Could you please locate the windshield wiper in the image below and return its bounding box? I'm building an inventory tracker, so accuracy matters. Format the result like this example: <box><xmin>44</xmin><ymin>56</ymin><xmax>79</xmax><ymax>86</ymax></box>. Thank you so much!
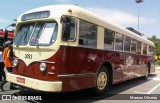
<box><xmin>35</xmin><ymin>24</ymin><xmax>44</xmax><ymax>42</ymax></box>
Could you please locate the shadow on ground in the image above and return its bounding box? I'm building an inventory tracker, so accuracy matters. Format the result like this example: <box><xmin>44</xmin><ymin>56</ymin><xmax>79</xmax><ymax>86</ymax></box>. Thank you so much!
<box><xmin>12</xmin><ymin>76</ymin><xmax>155</xmax><ymax>103</ymax></box>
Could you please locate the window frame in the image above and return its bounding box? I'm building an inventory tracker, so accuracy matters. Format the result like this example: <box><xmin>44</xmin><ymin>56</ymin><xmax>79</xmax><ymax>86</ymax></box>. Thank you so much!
<box><xmin>131</xmin><ymin>39</ymin><xmax>137</xmax><ymax>54</ymax></box>
<box><xmin>104</xmin><ymin>28</ymin><xmax>115</xmax><ymax>50</ymax></box>
<box><xmin>61</xmin><ymin>16</ymin><xmax>77</xmax><ymax>42</ymax></box>
<box><xmin>124</xmin><ymin>36</ymin><xmax>131</xmax><ymax>52</ymax></box>
<box><xmin>29</xmin><ymin>22</ymin><xmax>58</xmax><ymax>46</ymax></box>
<box><xmin>137</xmin><ymin>41</ymin><xmax>142</xmax><ymax>55</ymax></box>
<box><xmin>14</xmin><ymin>21</ymin><xmax>59</xmax><ymax>47</ymax></box>
<box><xmin>143</xmin><ymin>43</ymin><xmax>147</xmax><ymax>55</ymax></box>
<box><xmin>14</xmin><ymin>23</ymin><xmax>35</xmax><ymax>46</ymax></box>
<box><xmin>79</xmin><ymin>19</ymin><xmax>98</xmax><ymax>48</ymax></box>
<box><xmin>115</xmin><ymin>32</ymin><xmax>124</xmax><ymax>51</ymax></box>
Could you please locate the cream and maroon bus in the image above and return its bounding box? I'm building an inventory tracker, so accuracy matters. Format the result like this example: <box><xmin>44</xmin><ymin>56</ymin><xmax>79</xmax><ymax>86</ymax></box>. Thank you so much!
<box><xmin>7</xmin><ymin>5</ymin><xmax>155</xmax><ymax>95</ymax></box>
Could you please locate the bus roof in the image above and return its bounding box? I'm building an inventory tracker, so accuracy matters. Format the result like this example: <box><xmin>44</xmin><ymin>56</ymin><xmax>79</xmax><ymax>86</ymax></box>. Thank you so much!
<box><xmin>17</xmin><ymin>5</ymin><xmax>154</xmax><ymax>47</ymax></box>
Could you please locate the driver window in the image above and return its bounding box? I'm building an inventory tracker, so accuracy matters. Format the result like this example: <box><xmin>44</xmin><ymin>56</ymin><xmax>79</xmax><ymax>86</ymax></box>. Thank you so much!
<box><xmin>62</xmin><ymin>17</ymin><xmax>76</xmax><ymax>41</ymax></box>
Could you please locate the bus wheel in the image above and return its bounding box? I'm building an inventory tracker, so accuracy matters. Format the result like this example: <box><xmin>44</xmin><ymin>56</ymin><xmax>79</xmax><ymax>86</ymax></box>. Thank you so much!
<box><xmin>143</xmin><ymin>65</ymin><xmax>149</xmax><ymax>79</ymax></box>
<box><xmin>93</xmin><ymin>66</ymin><xmax>109</xmax><ymax>95</ymax></box>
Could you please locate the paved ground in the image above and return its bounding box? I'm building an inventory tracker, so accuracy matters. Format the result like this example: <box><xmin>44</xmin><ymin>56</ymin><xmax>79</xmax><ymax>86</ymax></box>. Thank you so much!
<box><xmin>0</xmin><ymin>69</ymin><xmax>160</xmax><ymax>103</ymax></box>
<box><xmin>155</xmin><ymin>66</ymin><xmax>160</xmax><ymax>70</ymax></box>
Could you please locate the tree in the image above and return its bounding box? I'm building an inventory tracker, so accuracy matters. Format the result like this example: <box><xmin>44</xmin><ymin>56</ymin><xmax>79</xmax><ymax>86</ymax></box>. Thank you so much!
<box><xmin>148</xmin><ymin>35</ymin><xmax>160</xmax><ymax>55</ymax></box>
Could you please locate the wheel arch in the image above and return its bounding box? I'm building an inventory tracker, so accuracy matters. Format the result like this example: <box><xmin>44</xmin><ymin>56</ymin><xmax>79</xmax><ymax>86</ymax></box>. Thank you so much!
<box><xmin>97</xmin><ymin>60</ymin><xmax>113</xmax><ymax>85</ymax></box>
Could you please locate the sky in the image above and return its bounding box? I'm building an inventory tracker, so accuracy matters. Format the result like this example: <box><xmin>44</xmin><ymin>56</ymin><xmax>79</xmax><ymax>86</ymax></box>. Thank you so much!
<box><xmin>0</xmin><ymin>0</ymin><xmax>159</xmax><ymax>38</ymax></box>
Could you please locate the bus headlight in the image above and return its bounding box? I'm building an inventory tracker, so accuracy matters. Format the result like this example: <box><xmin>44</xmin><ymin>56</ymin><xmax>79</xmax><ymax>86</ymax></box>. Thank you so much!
<box><xmin>40</xmin><ymin>63</ymin><xmax>46</xmax><ymax>72</ymax></box>
<box><xmin>13</xmin><ymin>59</ymin><xmax>18</xmax><ymax>67</ymax></box>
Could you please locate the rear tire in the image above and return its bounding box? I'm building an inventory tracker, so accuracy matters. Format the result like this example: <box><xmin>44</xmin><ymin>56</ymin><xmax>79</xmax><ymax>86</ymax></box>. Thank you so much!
<box><xmin>143</xmin><ymin>65</ymin><xmax>149</xmax><ymax>79</ymax></box>
<box><xmin>93</xmin><ymin>66</ymin><xmax>110</xmax><ymax>95</ymax></box>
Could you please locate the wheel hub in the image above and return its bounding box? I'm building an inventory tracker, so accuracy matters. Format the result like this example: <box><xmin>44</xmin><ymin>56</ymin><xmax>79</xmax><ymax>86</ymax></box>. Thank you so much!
<box><xmin>97</xmin><ymin>72</ymin><xmax>107</xmax><ymax>90</ymax></box>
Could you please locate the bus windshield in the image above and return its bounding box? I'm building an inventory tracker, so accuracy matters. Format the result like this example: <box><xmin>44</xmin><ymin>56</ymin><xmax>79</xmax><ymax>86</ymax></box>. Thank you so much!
<box><xmin>14</xmin><ymin>22</ymin><xmax>58</xmax><ymax>46</ymax></box>
<box><xmin>14</xmin><ymin>24</ymin><xmax>34</xmax><ymax>46</ymax></box>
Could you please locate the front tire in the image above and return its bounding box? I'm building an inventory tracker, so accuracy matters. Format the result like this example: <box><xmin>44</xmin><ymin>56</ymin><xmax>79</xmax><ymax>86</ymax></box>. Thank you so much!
<box><xmin>93</xmin><ymin>66</ymin><xmax>110</xmax><ymax>95</ymax></box>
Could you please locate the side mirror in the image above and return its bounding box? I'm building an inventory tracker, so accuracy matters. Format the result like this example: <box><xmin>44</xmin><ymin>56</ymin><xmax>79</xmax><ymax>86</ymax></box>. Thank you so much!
<box><xmin>4</xmin><ymin>30</ymin><xmax>8</xmax><ymax>42</ymax></box>
<box><xmin>4</xmin><ymin>23</ymin><xmax>16</xmax><ymax>43</ymax></box>
<box><xmin>10</xmin><ymin>23</ymin><xmax>16</xmax><ymax>27</ymax></box>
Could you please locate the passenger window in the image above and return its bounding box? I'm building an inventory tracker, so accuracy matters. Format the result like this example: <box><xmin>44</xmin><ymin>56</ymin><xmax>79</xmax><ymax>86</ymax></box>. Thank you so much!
<box><xmin>137</xmin><ymin>41</ymin><xmax>141</xmax><ymax>54</ymax></box>
<box><xmin>143</xmin><ymin>43</ymin><xmax>147</xmax><ymax>55</ymax></box>
<box><xmin>148</xmin><ymin>46</ymin><xmax>154</xmax><ymax>56</ymax></box>
<box><xmin>115</xmin><ymin>33</ymin><xmax>123</xmax><ymax>51</ymax></box>
<box><xmin>151</xmin><ymin>46</ymin><xmax>155</xmax><ymax>55</ymax></box>
<box><xmin>104</xmin><ymin>29</ymin><xmax>115</xmax><ymax>50</ymax></box>
<box><xmin>79</xmin><ymin>20</ymin><xmax>97</xmax><ymax>48</ymax></box>
<box><xmin>124</xmin><ymin>36</ymin><xmax>131</xmax><ymax>52</ymax></box>
<box><xmin>131</xmin><ymin>39</ymin><xmax>137</xmax><ymax>54</ymax></box>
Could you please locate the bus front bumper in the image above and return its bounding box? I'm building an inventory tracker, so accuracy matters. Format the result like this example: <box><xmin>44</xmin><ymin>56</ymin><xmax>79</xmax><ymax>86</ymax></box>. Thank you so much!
<box><xmin>7</xmin><ymin>73</ymin><xmax>62</xmax><ymax>92</ymax></box>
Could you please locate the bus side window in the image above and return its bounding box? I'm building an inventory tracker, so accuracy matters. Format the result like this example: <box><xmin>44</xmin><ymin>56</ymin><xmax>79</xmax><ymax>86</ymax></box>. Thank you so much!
<box><xmin>137</xmin><ymin>41</ymin><xmax>141</xmax><ymax>54</ymax></box>
<box><xmin>131</xmin><ymin>39</ymin><xmax>137</xmax><ymax>54</ymax></box>
<box><xmin>79</xmin><ymin>20</ymin><xmax>97</xmax><ymax>48</ymax></box>
<box><xmin>62</xmin><ymin>17</ymin><xmax>76</xmax><ymax>41</ymax></box>
<box><xmin>115</xmin><ymin>33</ymin><xmax>123</xmax><ymax>51</ymax></box>
<box><xmin>104</xmin><ymin>28</ymin><xmax>115</xmax><ymax>50</ymax></box>
<box><xmin>151</xmin><ymin>46</ymin><xmax>155</xmax><ymax>55</ymax></box>
<box><xmin>124</xmin><ymin>36</ymin><xmax>131</xmax><ymax>52</ymax></box>
<box><xmin>143</xmin><ymin>43</ymin><xmax>147</xmax><ymax>55</ymax></box>
<box><xmin>148</xmin><ymin>45</ymin><xmax>154</xmax><ymax>56</ymax></box>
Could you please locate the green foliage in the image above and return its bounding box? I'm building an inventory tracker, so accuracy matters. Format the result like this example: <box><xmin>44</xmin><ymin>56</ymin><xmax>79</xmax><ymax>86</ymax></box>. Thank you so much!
<box><xmin>156</xmin><ymin>60</ymin><xmax>160</xmax><ymax>65</ymax></box>
<box><xmin>148</xmin><ymin>35</ymin><xmax>160</xmax><ymax>55</ymax></box>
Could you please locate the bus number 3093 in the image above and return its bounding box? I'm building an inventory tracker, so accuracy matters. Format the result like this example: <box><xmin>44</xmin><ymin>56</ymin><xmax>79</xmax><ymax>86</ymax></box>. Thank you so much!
<box><xmin>25</xmin><ymin>54</ymin><xmax>32</xmax><ymax>59</ymax></box>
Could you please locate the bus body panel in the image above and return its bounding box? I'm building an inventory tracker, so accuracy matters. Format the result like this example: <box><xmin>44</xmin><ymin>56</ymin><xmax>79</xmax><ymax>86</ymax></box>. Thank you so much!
<box><xmin>11</xmin><ymin>39</ymin><xmax>154</xmax><ymax>91</ymax></box>
<box><xmin>57</xmin><ymin>45</ymin><xmax>151</xmax><ymax>91</ymax></box>
<box><xmin>11</xmin><ymin>45</ymin><xmax>153</xmax><ymax>92</ymax></box>
<box><xmin>13</xmin><ymin>48</ymin><xmax>61</xmax><ymax>81</ymax></box>
<box><xmin>7</xmin><ymin>73</ymin><xmax>62</xmax><ymax>92</ymax></box>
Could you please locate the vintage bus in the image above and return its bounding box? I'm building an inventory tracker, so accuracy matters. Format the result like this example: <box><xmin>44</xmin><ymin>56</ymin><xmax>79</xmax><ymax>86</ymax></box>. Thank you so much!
<box><xmin>7</xmin><ymin>5</ymin><xmax>155</xmax><ymax>95</ymax></box>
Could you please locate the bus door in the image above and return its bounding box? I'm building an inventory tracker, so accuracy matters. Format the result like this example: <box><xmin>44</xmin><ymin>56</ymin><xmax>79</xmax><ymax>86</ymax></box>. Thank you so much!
<box><xmin>60</xmin><ymin>16</ymin><xmax>78</xmax><ymax>74</ymax></box>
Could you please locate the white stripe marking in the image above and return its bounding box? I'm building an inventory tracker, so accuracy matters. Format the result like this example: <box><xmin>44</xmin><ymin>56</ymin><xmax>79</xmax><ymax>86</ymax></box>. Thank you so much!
<box><xmin>148</xmin><ymin>77</ymin><xmax>160</xmax><ymax>81</ymax></box>
<box><xmin>147</xmin><ymin>83</ymin><xmax>160</xmax><ymax>94</ymax></box>
<box><xmin>134</xmin><ymin>91</ymin><xmax>145</xmax><ymax>94</ymax></box>
<box><xmin>134</xmin><ymin>83</ymin><xmax>160</xmax><ymax>94</ymax></box>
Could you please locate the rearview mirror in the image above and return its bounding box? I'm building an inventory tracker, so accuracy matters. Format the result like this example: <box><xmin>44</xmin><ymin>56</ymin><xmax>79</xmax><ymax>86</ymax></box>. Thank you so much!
<box><xmin>10</xmin><ymin>23</ymin><xmax>16</xmax><ymax>27</ymax></box>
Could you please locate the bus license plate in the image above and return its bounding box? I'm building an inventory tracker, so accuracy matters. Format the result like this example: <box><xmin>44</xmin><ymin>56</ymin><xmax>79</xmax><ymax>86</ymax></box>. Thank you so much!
<box><xmin>17</xmin><ymin>77</ymin><xmax>25</xmax><ymax>84</ymax></box>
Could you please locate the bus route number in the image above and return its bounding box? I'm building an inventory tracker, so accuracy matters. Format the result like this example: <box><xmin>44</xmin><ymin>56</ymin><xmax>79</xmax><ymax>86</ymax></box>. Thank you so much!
<box><xmin>25</xmin><ymin>54</ymin><xmax>32</xmax><ymax>59</ymax></box>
